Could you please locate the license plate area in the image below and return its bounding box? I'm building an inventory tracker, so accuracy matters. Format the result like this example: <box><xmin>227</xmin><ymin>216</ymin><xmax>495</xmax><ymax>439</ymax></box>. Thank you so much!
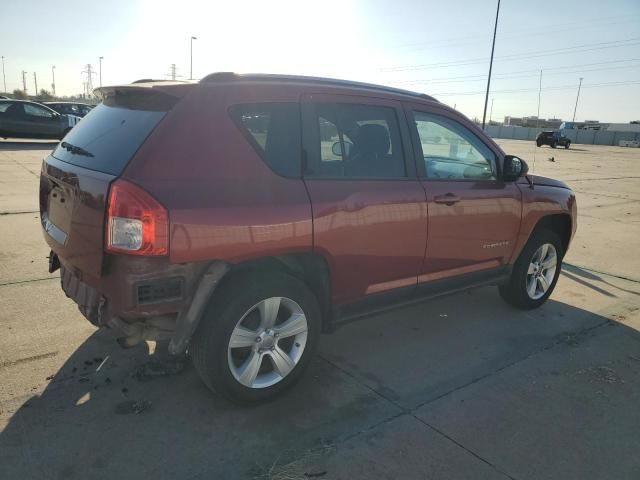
<box><xmin>47</xmin><ymin>184</ymin><xmax>74</xmax><ymax>243</ymax></box>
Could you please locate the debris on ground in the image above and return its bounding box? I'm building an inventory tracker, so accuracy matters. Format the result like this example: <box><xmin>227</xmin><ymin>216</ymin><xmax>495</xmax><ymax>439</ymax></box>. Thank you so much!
<box><xmin>133</xmin><ymin>357</ymin><xmax>186</xmax><ymax>382</ymax></box>
<box><xmin>548</xmin><ymin>156</ymin><xmax>555</xmax><ymax>162</ymax></box>
<box><xmin>114</xmin><ymin>400</ymin><xmax>152</xmax><ymax>415</ymax></box>
<box><xmin>577</xmin><ymin>366</ymin><xmax>623</xmax><ymax>384</ymax></box>
<box><xmin>95</xmin><ymin>356</ymin><xmax>109</xmax><ymax>372</ymax></box>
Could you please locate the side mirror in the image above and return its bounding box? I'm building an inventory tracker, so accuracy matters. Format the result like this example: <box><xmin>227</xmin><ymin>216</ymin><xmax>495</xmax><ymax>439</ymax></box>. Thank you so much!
<box><xmin>331</xmin><ymin>141</ymin><xmax>353</xmax><ymax>157</ymax></box>
<box><xmin>503</xmin><ymin>155</ymin><xmax>529</xmax><ymax>181</ymax></box>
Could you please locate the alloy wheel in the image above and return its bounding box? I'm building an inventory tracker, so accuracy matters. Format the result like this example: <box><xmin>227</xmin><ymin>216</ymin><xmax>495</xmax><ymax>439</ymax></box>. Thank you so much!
<box><xmin>526</xmin><ymin>243</ymin><xmax>558</xmax><ymax>300</ymax></box>
<box><xmin>227</xmin><ymin>297</ymin><xmax>308</xmax><ymax>389</ymax></box>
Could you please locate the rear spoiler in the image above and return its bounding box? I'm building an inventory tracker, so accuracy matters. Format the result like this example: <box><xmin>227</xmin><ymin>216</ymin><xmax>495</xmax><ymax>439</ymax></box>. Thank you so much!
<box><xmin>93</xmin><ymin>81</ymin><xmax>195</xmax><ymax>102</ymax></box>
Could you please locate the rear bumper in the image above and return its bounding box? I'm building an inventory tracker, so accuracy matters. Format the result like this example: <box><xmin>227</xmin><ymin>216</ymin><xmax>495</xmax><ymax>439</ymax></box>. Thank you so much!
<box><xmin>57</xmin><ymin>254</ymin><xmax>229</xmax><ymax>351</ymax></box>
<box><xmin>61</xmin><ymin>263</ymin><xmax>104</xmax><ymax>327</ymax></box>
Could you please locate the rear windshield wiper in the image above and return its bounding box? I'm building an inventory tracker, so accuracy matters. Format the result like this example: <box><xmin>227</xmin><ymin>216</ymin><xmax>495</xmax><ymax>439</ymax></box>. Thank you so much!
<box><xmin>60</xmin><ymin>141</ymin><xmax>94</xmax><ymax>158</ymax></box>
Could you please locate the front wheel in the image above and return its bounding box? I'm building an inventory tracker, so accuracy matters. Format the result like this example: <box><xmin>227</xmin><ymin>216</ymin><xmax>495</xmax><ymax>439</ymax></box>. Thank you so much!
<box><xmin>550</xmin><ymin>141</ymin><xmax>557</xmax><ymax>149</ymax></box>
<box><xmin>499</xmin><ymin>229</ymin><xmax>563</xmax><ymax>309</ymax></box>
<box><xmin>564</xmin><ymin>141</ymin><xmax>571</xmax><ymax>149</ymax></box>
<box><xmin>190</xmin><ymin>271</ymin><xmax>321</xmax><ymax>404</ymax></box>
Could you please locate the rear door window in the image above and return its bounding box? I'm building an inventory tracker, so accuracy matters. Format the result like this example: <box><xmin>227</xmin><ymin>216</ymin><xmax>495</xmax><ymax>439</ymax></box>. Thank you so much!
<box><xmin>230</xmin><ymin>103</ymin><xmax>301</xmax><ymax>178</ymax></box>
<box><xmin>51</xmin><ymin>92</ymin><xmax>174</xmax><ymax>176</ymax></box>
<box><xmin>305</xmin><ymin>103</ymin><xmax>406</xmax><ymax>178</ymax></box>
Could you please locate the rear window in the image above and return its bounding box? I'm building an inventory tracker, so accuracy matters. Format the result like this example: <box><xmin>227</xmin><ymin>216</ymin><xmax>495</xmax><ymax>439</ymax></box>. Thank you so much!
<box><xmin>230</xmin><ymin>103</ymin><xmax>301</xmax><ymax>178</ymax></box>
<box><xmin>51</xmin><ymin>91</ymin><xmax>174</xmax><ymax>176</ymax></box>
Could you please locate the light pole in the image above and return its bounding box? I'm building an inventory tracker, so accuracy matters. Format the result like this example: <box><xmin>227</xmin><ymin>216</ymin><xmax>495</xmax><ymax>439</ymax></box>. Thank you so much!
<box><xmin>22</xmin><ymin>71</ymin><xmax>27</xmax><ymax>95</ymax></box>
<box><xmin>482</xmin><ymin>0</ymin><xmax>501</xmax><ymax>129</ymax></box>
<box><xmin>52</xmin><ymin>65</ymin><xmax>56</xmax><ymax>96</ymax></box>
<box><xmin>33</xmin><ymin>72</ymin><xmax>38</xmax><ymax>97</ymax></box>
<box><xmin>99</xmin><ymin>56</ymin><xmax>103</xmax><ymax>87</ymax></box>
<box><xmin>1</xmin><ymin>56</ymin><xmax>6</xmax><ymax>93</ymax></box>
<box><xmin>572</xmin><ymin>77</ymin><xmax>584</xmax><ymax>123</ymax></box>
<box><xmin>489</xmin><ymin>98</ymin><xmax>494</xmax><ymax>124</ymax></box>
<box><xmin>190</xmin><ymin>36</ymin><xmax>197</xmax><ymax>80</ymax></box>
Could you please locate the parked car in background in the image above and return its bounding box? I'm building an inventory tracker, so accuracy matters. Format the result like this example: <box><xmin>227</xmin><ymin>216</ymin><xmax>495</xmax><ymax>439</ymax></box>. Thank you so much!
<box><xmin>0</xmin><ymin>99</ymin><xmax>81</xmax><ymax>139</ymax></box>
<box><xmin>40</xmin><ymin>74</ymin><xmax>577</xmax><ymax>404</ymax></box>
<box><xmin>44</xmin><ymin>101</ymin><xmax>95</xmax><ymax>117</ymax></box>
<box><xmin>536</xmin><ymin>130</ymin><xmax>571</xmax><ymax>149</ymax></box>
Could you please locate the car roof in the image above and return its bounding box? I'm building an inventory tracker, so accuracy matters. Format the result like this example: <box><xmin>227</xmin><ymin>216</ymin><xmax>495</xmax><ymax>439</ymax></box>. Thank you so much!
<box><xmin>44</xmin><ymin>101</ymin><xmax>92</xmax><ymax>106</ymax></box>
<box><xmin>95</xmin><ymin>73</ymin><xmax>439</xmax><ymax>104</ymax></box>
<box><xmin>199</xmin><ymin>72</ymin><xmax>439</xmax><ymax>103</ymax></box>
<box><xmin>0</xmin><ymin>99</ymin><xmax>57</xmax><ymax>110</ymax></box>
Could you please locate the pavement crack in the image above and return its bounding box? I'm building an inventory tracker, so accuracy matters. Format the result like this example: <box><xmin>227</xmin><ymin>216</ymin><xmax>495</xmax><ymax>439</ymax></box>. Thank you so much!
<box><xmin>412</xmin><ymin>415</ymin><xmax>519</xmax><ymax>480</ymax></box>
<box><xmin>0</xmin><ymin>351</ymin><xmax>59</xmax><ymax>369</ymax></box>
<box><xmin>0</xmin><ymin>277</ymin><xmax>57</xmax><ymax>287</ymax></box>
<box><xmin>0</xmin><ymin>210</ymin><xmax>40</xmax><ymax>216</ymax></box>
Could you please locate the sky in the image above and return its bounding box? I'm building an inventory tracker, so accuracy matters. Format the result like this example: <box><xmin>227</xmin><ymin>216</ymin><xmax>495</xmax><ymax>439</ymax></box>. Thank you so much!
<box><xmin>1</xmin><ymin>0</ymin><xmax>639</xmax><ymax>122</ymax></box>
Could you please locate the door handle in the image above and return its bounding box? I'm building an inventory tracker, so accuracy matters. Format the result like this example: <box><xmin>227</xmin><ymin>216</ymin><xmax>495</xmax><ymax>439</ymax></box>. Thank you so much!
<box><xmin>433</xmin><ymin>193</ymin><xmax>460</xmax><ymax>206</ymax></box>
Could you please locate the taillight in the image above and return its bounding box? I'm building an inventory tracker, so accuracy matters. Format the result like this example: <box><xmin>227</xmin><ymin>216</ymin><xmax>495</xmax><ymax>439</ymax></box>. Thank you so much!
<box><xmin>106</xmin><ymin>179</ymin><xmax>168</xmax><ymax>256</ymax></box>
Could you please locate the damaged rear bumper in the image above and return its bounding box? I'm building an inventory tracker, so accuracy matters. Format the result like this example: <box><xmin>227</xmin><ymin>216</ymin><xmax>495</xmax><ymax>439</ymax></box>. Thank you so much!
<box><xmin>57</xmin><ymin>254</ymin><xmax>228</xmax><ymax>353</ymax></box>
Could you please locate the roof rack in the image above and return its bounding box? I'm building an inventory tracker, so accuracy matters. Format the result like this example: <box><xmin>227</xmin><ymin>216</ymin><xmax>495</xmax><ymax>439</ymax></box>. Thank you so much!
<box><xmin>199</xmin><ymin>72</ymin><xmax>438</xmax><ymax>102</ymax></box>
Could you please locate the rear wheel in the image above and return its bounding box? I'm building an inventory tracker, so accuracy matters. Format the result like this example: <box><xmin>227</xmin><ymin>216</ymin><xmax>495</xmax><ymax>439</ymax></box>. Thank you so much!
<box><xmin>190</xmin><ymin>271</ymin><xmax>321</xmax><ymax>404</ymax></box>
<box><xmin>536</xmin><ymin>140</ymin><xmax>543</xmax><ymax>147</ymax></box>
<box><xmin>499</xmin><ymin>229</ymin><xmax>563</xmax><ymax>309</ymax></box>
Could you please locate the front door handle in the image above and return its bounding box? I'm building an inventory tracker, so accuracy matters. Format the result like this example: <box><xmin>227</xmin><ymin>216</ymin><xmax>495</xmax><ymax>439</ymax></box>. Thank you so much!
<box><xmin>433</xmin><ymin>193</ymin><xmax>460</xmax><ymax>206</ymax></box>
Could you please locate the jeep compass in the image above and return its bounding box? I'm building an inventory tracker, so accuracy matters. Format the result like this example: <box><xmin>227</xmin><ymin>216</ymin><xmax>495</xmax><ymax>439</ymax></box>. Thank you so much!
<box><xmin>40</xmin><ymin>73</ymin><xmax>577</xmax><ymax>404</ymax></box>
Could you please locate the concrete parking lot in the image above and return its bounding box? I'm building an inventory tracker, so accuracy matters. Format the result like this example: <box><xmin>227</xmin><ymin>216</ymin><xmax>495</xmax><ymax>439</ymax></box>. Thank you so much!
<box><xmin>1</xmin><ymin>139</ymin><xmax>639</xmax><ymax>480</ymax></box>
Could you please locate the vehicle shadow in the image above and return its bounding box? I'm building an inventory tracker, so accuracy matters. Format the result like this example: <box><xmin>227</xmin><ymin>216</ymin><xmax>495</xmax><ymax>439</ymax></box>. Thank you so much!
<box><xmin>0</xmin><ymin>289</ymin><xmax>637</xmax><ymax>479</ymax></box>
<box><xmin>0</xmin><ymin>140</ymin><xmax>58</xmax><ymax>151</ymax></box>
<box><xmin>563</xmin><ymin>263</ymin><xmax>640</xmax><ymax>296</ymax></box>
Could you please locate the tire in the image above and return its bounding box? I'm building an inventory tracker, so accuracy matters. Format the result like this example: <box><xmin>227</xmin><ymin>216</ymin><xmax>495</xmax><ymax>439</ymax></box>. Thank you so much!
<box><xmin>536</xmin><ymin>141</ymin><xmax>543</xmax><ymax>147</ymax></box>
<box><xmin>564</xmin><ymin>141</ymin><xmax>571</xmax><ymax>149</ymax></box>
<box><xmin>499</xmin><ymin>229</ymin><xmax>563</xmax><ymax>310</ymax></box>
<box><xmin>550</xmin><ymin>141</ymin><xmax>557</xmax><ymax>149</ymax></box>
<box><xmin>190</xmin><ymin>270</ymin><xmax>321</xmax><ymax>404</ymax></box>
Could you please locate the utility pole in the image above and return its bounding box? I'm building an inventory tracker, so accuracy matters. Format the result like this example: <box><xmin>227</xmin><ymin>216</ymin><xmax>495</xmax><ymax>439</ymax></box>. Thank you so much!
<box><xmin>99</xmin><ymin>56</ymin><xmax>103</xmax><ymax>87</ymax></box>
<box><xmin>1</xmin><ymin>56</ymin><xmax>6</xmax><ymax>93</ymax></box>
<box><xmin>190</xmin><ymin>36</ymin><xmax>197</xmax><ymax>80</ymax></box>
<box><xmin>33</xmin><ymin>72</ymin><xmax>38</xmax><ymax>97</ymax></box>
<box><xmin>170</xmin><ymin>63</ymin><xmax>177</xmax><ymax>80</ymax></box>
<box><xmin>489</xmin><ymin>98</ymin><xmax>494</xmax><ymax>124</ymax></box>
<box><xmin>22</xmin><ymin>71</ymin><xmax>27</xmax><ymax>95</ymax></box>
<box><xmin>481</xmin><ymin>0</ymin><xmax>501</xmax><ymax>129</ymax></box>
<box><xmin>52</xmin><ymin>65</ymin><xmax>56</xmax><ymax>96</ymax></box>
<box><xmin>572</xmin><ymin>77</ymin><xmax>584</xmax><ymax>123</ymax></box>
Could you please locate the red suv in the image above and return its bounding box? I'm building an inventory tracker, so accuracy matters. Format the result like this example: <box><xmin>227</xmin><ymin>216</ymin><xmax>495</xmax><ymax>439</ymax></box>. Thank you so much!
<box><xmin>40</xmin><ymin>74</ymin><xmax>577</xmax><ymax>404</ymax></box>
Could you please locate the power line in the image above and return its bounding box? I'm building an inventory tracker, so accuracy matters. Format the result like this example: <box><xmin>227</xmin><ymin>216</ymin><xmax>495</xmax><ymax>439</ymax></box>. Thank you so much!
<box><xmin>399</xmin><ymin>62</ymin><xmax>640</xmax><ymax>86</ymax></box>
<box><xmin>429</xmin><ymin>79</ymin><xmax>640</xmax><ymax>96</ymax></box>
<box><xmin>389</xmin><ymin>14</ymin><xmax>640</xmax><ymax>52</ymax></box>
<box><xmin>381</xmin><ymin>37</ymin><xmax>640</xmax><ymax>72</ymax></box>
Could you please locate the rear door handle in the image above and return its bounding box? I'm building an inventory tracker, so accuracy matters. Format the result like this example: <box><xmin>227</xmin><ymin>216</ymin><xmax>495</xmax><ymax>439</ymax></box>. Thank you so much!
<box><xmin>433</xmin><ymin>193</ymin><xmax>460</xmax><ymax>206</ymax></box>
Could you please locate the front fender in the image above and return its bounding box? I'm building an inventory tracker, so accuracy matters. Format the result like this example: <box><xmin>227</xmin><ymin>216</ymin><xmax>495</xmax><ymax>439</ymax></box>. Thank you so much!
<box><xmin>509</xmin><ymin>182</ymin><xmax>576</xmax><ymax>263</ymax></box>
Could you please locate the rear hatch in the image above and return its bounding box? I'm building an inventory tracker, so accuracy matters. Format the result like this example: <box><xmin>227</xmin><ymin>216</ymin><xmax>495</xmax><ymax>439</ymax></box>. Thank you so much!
<box><xmin>40</xmin><ymin>86</ymin><xmax>183</xmax><ymax>280</ymax></box>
